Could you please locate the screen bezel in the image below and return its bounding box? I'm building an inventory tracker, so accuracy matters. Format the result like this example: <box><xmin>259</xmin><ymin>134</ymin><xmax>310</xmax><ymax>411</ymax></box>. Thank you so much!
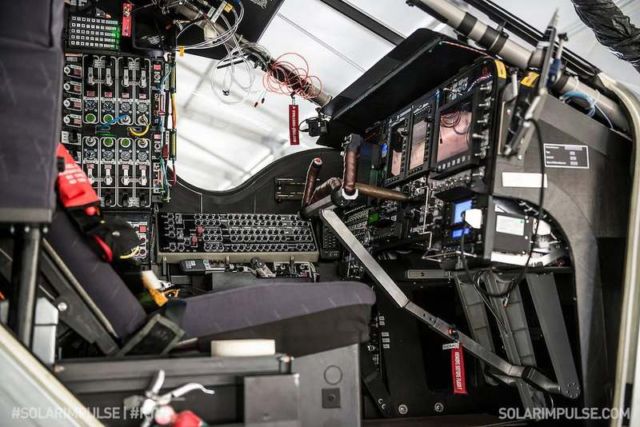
<box><xmin>383</xmin><ymin>112</ymin><xmax>410</xmax><ymax>187</ymax></box>
<box><xmin>406</xmin><ymin>100</ymin><xmax>434</xmax><ymax>179</ymax></box>
<box><xmin>432</xmin><ymin>92</ymin><xmax>477</xmax><ymax>177</ymax></box>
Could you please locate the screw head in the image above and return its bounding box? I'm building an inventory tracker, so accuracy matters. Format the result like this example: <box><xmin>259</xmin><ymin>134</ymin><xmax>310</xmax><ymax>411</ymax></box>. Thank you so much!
<box><xmin>398</xmin><ymin>404</ymin><xmax>408</xmax><ymax>415</ymax></box>
<box><xmin>57</xmin><ymin>301</ymin><xmax>68</xmax><ymax>312</ymax></box>
<box><xmin>434</xmin><ymin>402</ymin><xmax>444</xmax><ymax>413</ymax></box>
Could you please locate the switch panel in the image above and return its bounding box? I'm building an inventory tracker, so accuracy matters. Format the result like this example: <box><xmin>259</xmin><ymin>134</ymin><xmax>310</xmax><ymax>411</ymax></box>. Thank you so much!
<box><xmin>60</xmin><ymin>53</ymin><xmax>168</xmax><ymax>209</ymax></box>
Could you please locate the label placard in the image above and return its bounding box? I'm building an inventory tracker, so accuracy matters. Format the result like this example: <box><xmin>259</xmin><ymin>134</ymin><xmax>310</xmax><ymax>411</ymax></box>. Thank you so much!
<box><xmin>544</xmin><ymin>144</ymin><xmax>589</xmax><ymax>169</ymax></box>
<box><xmin>289</xmin><ymin>104</ymin><xmax>299</xmax><ymax>146</ymax></box>
<box><xmin>451</xmin><ymin>346</ymin><xmax>467</xmax><ymax>394</ymax></box>
<box><xmin>496</xmin><ymin>215</ymin><xmax>525</xmax><ymax>236</ymax></box>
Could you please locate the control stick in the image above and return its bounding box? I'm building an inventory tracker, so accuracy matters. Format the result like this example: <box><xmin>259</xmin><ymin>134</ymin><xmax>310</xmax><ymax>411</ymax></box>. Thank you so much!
<box><xmin>342</xmin><ymin>134</ymin><xmax>362</xmax><ymax>199</ymax></box>
<box><xmin>302</xmin><ymin>157</ymin><xmax>323</xmax><ymax>208</ymax></box>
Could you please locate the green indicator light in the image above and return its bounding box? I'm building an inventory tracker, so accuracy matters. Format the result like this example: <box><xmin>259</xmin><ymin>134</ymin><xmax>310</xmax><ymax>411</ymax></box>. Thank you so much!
<box><xmin>368</xmin><ymin>212</ymin><xmax>380</xmax><ymax>224</ymax></box>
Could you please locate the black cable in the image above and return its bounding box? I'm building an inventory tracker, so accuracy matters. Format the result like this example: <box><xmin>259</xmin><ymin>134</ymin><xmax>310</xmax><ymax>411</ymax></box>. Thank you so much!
<box><xmin>459</xmin><ymin>118</ymin><xmax>546</xmax><ymax>298</ymax></box>
<box><xmin>459</xmin><ymin>228</ymin><xmax>476</xmax><ymax>285</ymax></box>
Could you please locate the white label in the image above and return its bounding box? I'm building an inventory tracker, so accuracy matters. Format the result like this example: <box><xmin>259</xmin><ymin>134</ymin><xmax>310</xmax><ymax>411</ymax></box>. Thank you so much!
<box><xmin>502</xmin><ymin>172</ymin><xmax>548</xmax><ymax>188</ymax></box>
<box><xmin>442</xmin><ymin>342</ymin><xmax>460</xmax><ymax>350</ymax></box>
<box><xmin>496</xmin><ymin>215</ymin><xmax>525</xmax><ymax>236</ymax></box>
<box><xmin>544</xmin><ymin>143</ymin><xmax>590</xmax><ymax>169</ymax></box>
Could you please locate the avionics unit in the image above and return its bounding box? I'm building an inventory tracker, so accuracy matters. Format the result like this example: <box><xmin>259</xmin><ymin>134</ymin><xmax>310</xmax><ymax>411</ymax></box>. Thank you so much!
<box><xmin>437</xmin><ymin>195</ymin><xmax>564</xmax><ymax>268</ymax></box>
<box><xmin>157</xmin><ymin>213</ymin><xmax>319</xmax><ymax>263</ymax></box>
<box><xmin>383</xmin><ymin>108</ymin><xmax>411</xmax><ymax>187</ymax></box>
<box><xmin>431</xmin><ymin>60</ymin><xmax>500</xmax><ymax>183</ymax></box>
<box><xmin>405</xmin><ymin>92</ymin><xmax>438</xmax><ymax>180</ymax></box>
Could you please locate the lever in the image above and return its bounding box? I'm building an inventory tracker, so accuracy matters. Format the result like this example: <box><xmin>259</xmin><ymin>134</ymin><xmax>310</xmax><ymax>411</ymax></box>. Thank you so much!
<box><xmin>302</xmin><ymin>157</ymin><xmax>322</xmax><ymax>208</ymax></box>
<box><xmin>342</xmin><ymin>134</ymin><xmax>362</xmax><ymax>199</ymax></box>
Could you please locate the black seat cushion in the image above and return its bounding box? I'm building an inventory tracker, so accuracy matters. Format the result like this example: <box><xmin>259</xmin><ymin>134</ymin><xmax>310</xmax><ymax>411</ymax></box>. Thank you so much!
<box><xmin>48</xmin><ymin>208</ymin><xmax>375</xmax><ymax>355</ymax></box>
<box><xmin>180</xmin><ymin>281</ymin><xmax>375</xmax><ymax>356</ymax></box>
<box><xmin>48</xmin><ymin>209</ymin><xmax>148</xmax><ymax>338</ymax></box>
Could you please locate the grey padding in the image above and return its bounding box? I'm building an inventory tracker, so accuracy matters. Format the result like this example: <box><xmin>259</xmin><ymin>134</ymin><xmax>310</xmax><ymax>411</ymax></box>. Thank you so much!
<box><xmin>180</xmin><ymin>281</ymin><xmax>375</xmax><ymax>338</ymax></box>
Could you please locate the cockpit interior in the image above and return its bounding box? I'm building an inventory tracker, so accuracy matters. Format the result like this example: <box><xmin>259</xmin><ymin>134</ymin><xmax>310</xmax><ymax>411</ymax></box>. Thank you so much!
<box><xmin>2</xmin><ymin>0</ymin><xmax>640</xmax><ymax>426</ymax></box>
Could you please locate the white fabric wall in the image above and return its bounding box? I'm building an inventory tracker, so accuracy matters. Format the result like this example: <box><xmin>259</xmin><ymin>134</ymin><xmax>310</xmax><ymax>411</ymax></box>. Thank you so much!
<box><xmin>175</xmin><ymin>0</ymin><xmax>639</xmax><ymax>191</ymax></box>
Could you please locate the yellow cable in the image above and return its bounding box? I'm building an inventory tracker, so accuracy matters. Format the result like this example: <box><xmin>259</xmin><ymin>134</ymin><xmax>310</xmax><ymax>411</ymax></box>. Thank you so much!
<box><xmin>128</xmin><ymin>123</ymin><xmax>151</xmax><ymax>137</ymax></box>
<box><xmin>120</xmin><ymin>246</ymin><xmax>140</xmax><ymax>260</ymax></box>
<box><xmin>171</xmin><ymin>93</ymin><xmax>177</xmax><ymax>129</ymax></box>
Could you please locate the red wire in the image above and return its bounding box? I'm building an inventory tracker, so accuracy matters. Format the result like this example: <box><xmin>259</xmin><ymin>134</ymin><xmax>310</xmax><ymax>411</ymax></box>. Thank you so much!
<box><xmin>263</xmin><ymin>52</ymin><xmax>323</xmax><ymax>100</ymax></box>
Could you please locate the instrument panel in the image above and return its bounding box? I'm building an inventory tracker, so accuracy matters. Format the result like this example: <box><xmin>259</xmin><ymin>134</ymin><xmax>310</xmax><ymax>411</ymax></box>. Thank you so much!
<box><xmin>376</xmin><ymin>59</ymin><xmax>500</xmax><ymax>187</ymax></box>
<box><xmin>157</xmin><ymin>213</ymin><xmax>319</xmax><ymax>263</ymax></box>
<box><xmin>339</xmin><ymin>58</ymin><xmax>565</xmax><ymax>269</ymax></box>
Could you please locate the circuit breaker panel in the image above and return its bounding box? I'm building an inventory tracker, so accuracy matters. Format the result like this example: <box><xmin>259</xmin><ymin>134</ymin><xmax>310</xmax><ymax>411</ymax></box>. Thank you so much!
<box><xmin>61</xmin><ymin>52</ymin><xmax>171</xmax><ymax>209</ymax></box>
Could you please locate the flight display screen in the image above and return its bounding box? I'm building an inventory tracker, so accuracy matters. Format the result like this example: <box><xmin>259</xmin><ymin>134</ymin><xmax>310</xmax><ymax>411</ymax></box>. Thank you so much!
<box><xmin>437</xmin><ymin>100</ymin><xmax>473</xmax><ymax>163</ymax></box>
<box><xmin>452</xmin><ymin>199</ymin><xmax>473</xmax><ymax>224</ymax></box>
<box><xmin>409</xmin><ymin>118</ymin><xmax>428</xmax><ymax>170</ymax></box>
<box><xmin>388</xmin><ymin>121</ymin><xmax>406</xmax><ymax>178</ymax></box>
<box><xmin>390</xmin><ymin>147</ymin><xmax>403</xmax><ymax>177</ymax></box>
<box><xmin>451</xmin><ymin>228</ymin><xmax>471</xmax><ymax>239</ymax></box>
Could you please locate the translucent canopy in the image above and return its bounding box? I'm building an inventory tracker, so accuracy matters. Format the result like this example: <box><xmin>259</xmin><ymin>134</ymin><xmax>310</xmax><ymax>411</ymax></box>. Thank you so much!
<box><xmin>176</xmin><ymin>0</ymin><xmax>639</xmax><ymax>191</ymax></box>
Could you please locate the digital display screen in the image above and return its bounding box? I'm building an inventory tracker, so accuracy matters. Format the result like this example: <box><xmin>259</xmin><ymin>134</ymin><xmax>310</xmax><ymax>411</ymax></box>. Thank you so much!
<box><xmin>452</xmin><ymin>199</ymin><xmax>473</xmax><ymax>224</ymax></box>
<box><xmin>390</xmin><ymin>149</ymin><xmax>403</xmax><ymax>177</ymax></box>
<box><xmin>380</xmin><ymin>143</ymin><xmax>388</xmax><ymax>159</ymax></box>
<box><xmin>451</xmin><ymin>228</ymin><xmax>471</xmax><ymax>239</ymax></box>
<box><xmin>437</xmin><ymin>100</ymin><xmax>473</xmax><ymax>163</ymax></box>
<box><xmin>409</xmin><ymin>118</ymin><xmax>428</xmax><ymax>170</ymax></box>
<box><xmin>388</xmin><ymin>122</ymin><xmax>406</xmax><ymax>178</ymax></box>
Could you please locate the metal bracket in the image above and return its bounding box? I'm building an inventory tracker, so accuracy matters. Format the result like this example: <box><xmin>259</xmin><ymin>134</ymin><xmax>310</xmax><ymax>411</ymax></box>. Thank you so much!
<box><xmin>7</xmin><ymin>224</ymin><xmax>42</xmax><ymax>346</ymax></box>
<box><xmin>526</xmin><ymin>273</ymin><xmax>581</xmax><ymax>399</ymax></box>
<box><xmin>480</xmin><ymin>272</ymin><xmax>547</xmax><ymax>409</ymax></box>
<box><xmin>319</xmin><ymin>208</ymin><xmax>563</xmax><ymax>395</ymax></box>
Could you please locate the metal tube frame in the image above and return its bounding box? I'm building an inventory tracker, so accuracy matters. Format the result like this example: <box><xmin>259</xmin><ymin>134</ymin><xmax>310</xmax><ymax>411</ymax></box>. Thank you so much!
<box><xmin>407</xmin><ymin>0</ymin><xmax>629</xmax><ymax>132</ymax></box>
<box><xmin>7</xmin><ymin>224</ymin><xmax>42</xmax><ymax>347</ymax></box>
<box><xmin>599</xmin><ymin>73</ymin><xmax>640</xmax><ymax>426</ymax></box>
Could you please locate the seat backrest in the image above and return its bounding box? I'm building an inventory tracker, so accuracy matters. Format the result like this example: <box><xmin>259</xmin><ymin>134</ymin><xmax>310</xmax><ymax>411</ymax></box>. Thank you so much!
<box><xmin>47</xmin><ymin>209</ymin><xmax>147</xmax><ymax>338</ymax></box>
<box><xmin>0</xmin><ymin>0</ymin><xmax>64</xmax><ymax>224</ymax></box>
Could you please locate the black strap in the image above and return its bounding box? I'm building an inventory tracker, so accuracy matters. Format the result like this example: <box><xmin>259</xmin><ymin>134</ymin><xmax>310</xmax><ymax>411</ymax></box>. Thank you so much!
<box><xmin>360</xmin><ymin>343</ymin><xmax>396</xmax><ymax>418</ymax></box>
<box><xmin>117</xmin><ymin>311</ymin><xmax>185</xmax><ymax>356</ymax></box>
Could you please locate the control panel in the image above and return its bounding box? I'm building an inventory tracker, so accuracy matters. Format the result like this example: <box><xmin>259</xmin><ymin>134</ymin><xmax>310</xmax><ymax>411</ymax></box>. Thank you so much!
<box><xmin>67</xmin><ymin>14</ymin><xmax>121</xmax><ymax>51</ymax></box>
<box><xmin>61</xmin><ymin>53</ymin><xmax>170</xmax><ymax>209</ymax></box>
<box><xmin>332</xmin><ymin>58</ymin><xmax>568</xmax><ymax>270</ymax></box>
<box><xmin>157</xmin><ymin>213</ymin><xmax>319</xmax><ymax>262</ymax></box>
<box><xmin>179</xmin><ymin>259</ymin><xmax>318</xmax><ymax>282</ymax></box>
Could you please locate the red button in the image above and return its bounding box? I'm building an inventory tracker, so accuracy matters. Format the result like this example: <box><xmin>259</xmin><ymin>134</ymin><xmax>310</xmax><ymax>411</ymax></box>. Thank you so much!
<box><xmin>139</xmin><ymin>225</ymin><xmax>147</xmax><ymax>233</ymax></box>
